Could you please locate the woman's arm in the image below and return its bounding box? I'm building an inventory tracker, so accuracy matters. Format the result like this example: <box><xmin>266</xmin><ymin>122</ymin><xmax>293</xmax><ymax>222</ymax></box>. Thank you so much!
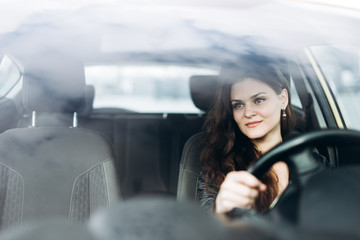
<box><xmin>214</xmin><ymin>171</ymin><xmax>266</xmax><ymax>214</ymax></box>
<box><xmin>198</xmin><ymin>171</ymin><xmax>266</xmax><ymax>214</ymax></box>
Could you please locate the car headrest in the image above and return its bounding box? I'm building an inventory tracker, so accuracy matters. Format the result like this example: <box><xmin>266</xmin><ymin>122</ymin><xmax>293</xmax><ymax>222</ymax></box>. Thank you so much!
<box><xmin>189</xmin><ymin>75</ymin><xmax>219</xmax><ymax>112</ymax></box>
<box><xmin>80</xmin><ymin>85</ymin><xmax>95</xmax><ymax>117</ymax></box>
<box><xmin>22</xmin><ymin>58</ymin><xmax>86</xmax><ymax>114</ymax></box>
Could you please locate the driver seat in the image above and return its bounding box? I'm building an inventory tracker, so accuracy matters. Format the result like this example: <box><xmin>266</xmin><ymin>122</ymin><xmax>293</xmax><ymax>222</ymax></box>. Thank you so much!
<box><xmin>177</xmin><ymin>75</ymin><xmax>218</xmax><ymax>203</ymax></box>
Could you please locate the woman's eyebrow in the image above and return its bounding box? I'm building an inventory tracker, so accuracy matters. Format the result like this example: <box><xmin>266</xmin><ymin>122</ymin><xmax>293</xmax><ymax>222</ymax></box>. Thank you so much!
<box><xmin>250</xmin><ymin>92</ymin><xmax>266</xmax><ymax>99</ymax></box>
<box><xmin>231</xmin><ymin>92</ymin><xmax>266</xmax><ymax>103</ymax></box>
<box><xmin>231</xmin><ymin>92</ymin><xmax>267</xmax><ymax>102</ymax></box>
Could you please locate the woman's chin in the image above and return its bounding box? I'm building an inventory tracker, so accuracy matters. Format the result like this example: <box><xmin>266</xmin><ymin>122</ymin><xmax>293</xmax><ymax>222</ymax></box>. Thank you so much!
<box><xmin>246</xmin><ymin>133</ymin><xmax>265</xmax><ymax>141</ymax></box>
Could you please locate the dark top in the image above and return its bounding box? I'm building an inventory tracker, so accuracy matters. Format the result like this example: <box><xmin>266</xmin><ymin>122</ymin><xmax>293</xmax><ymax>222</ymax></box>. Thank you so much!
<box><xmin>198</xmin><ymin>152</ymin><xmax>331</xmax><ymax>213</ymax></box>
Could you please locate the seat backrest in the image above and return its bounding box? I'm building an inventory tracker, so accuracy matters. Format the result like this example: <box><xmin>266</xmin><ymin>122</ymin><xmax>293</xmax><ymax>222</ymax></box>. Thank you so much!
<box><xmin>0</xmin><ymin>58</ymin><xmax>120</xmax><ymax>230</ymax></box>
<box><xmin>176</xmin><ymin>75</ymin><xmax>218</xmax><ymax>203</ymax></box>
<box><xmin>176</xmin><ymin>133</ymin><xmax>205</xmax><ymax>203</ymax></box>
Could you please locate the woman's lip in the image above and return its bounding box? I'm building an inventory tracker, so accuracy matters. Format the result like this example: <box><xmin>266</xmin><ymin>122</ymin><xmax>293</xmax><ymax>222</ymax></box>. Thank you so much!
<box><xmin>245</xmin><ymin>121</ymin><xmax>262</xmax><ymax>128</ymax></box>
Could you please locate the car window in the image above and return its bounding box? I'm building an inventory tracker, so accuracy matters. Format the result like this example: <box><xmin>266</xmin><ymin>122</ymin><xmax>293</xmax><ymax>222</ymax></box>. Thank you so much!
<box><xmin>85</xmin><ymin>64</ymin><xmax>219</xmax><ymax>113</ymax></box>
<box><xmin>310</xmin><ymin>45</ymin><xmax>360</xmax><ymax>130</ymax></box>
<box><xmin>290</xmin><ymin>77</ymin><xmax>302</xmax><ymax>109</ymax></box>
<box><xmin>0</xmin><ymin>54</ymin><xmax>22</xmax><ymax>98</ymax></box>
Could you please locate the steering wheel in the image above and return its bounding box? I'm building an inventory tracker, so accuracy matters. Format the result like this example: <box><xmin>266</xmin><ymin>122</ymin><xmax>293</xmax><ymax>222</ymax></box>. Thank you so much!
<box><xmin>229</xmin><ymin>129</ymin><xmax>360</xmax><ymax>220</ymax></box>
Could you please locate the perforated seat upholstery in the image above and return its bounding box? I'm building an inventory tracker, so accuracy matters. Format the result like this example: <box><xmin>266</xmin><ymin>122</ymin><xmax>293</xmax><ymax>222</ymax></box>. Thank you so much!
<box><xmin>0</xmin><ymin>58</ymin><xmax>120</xmax><ymax>230</ymax></box>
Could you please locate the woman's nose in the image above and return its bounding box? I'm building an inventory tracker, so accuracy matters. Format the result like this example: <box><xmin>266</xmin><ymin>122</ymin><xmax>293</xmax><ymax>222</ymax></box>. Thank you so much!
<box><xmin>244</xmin><ymin>105</ymin><xmax>256</xmax><ymax>118</ymax></box>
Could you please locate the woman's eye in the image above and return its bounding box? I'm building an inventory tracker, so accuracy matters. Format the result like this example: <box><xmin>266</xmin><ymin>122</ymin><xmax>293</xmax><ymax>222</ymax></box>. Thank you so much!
<box><xmin>254</xmin><ymin>98</ymin><xmax>265</xmax><ymax>104</ymax></box>
<box><xmin>233</xmin><ymin>103</ymin><xmax>244</xmax><ymax>109</ymax></box>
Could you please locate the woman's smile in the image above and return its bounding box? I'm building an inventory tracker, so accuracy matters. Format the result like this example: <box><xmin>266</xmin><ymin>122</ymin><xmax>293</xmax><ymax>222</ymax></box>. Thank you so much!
<box><xmin>245</xmin><ymin>121</ymin><xmax>262</xmax><ymax>128</ymax></box>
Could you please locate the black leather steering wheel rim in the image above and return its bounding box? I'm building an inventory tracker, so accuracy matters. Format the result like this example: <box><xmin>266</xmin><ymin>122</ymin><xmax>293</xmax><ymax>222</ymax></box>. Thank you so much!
<box><xmin>247</xmin><ymin>129</ymin><xmax>360</xmax><ymax>178</ymax></box>
<box><xmin>229</xmin><ymin>129</ymin><xmax>360</xmax><ymax>219</ymax></box>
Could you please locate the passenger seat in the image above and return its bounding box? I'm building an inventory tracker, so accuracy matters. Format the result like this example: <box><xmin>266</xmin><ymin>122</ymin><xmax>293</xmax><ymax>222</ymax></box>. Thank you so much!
<box><xmin>0</xmin><ymin>58</ymin><xmax>120</xmax><ymax>230</ymax></box>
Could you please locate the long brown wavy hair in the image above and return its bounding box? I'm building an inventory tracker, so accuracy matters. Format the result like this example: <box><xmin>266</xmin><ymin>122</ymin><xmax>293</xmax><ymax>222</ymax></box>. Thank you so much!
<box><xmin>200</xmin><ymin>55</ymin><xmax>295</xmax><ymax>212</ymax></box>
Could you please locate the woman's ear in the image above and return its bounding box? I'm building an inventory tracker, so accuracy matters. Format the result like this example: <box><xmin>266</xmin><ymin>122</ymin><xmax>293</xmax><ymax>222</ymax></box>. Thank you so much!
<box><xmin>280</xmin><ymin>88</ymin><xmax>289</xmax><ymax>109</ymax></box>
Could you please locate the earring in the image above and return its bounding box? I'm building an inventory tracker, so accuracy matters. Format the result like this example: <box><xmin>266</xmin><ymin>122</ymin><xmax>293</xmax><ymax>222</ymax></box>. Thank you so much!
<box><xmin>282</xmin><ymin>109</ymin><xmax>287</xmax><ymax>118</ymax></box>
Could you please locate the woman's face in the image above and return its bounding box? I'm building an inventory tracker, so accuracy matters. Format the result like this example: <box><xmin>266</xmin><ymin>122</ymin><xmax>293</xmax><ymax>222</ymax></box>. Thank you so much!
<box><xmin>230</xmin><ymin>78</ymin><xmax>288</xmax><ymax>143</ymax></box>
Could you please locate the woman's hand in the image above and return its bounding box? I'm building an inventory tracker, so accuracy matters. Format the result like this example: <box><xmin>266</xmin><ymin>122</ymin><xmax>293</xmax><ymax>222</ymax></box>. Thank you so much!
<box><xmin>215</xmin><ymin>171</ymin><xmax>266</xmax><ymax>214</ymax></box>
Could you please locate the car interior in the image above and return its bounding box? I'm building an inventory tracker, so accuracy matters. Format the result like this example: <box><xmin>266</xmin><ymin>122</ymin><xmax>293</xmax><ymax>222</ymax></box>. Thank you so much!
<box><xmin>0</xmin><ymin>0</ymin><xmax>358</xmax><ymax>238</ymax></box>
<box><xmin>0</xmin><ymin>50</ymin><xmax>359</xmax><ymax>239</ymax></box>
<box><xmin>0</xmin><ymin>58</ymin><xmax>328</xmax><ymax>206</ymax></box>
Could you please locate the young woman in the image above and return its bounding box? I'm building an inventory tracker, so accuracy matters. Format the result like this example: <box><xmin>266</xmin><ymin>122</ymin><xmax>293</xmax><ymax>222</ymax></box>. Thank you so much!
<box><xmin>198</xmin><ymin>55</ymin><xmax>296</xmax><ymax>214</ymax></box>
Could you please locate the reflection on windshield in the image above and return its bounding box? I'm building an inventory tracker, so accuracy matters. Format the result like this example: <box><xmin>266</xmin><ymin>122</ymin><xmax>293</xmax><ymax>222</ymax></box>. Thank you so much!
<box><xmin>311</xmin><ymin>45</ymin><xmax>360</xmax><ymax>129</ymax></box>
<box><xmin>85</xmin><ymin>64</ymin><xmax>218</xmax><ymax>113</ymax></box>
